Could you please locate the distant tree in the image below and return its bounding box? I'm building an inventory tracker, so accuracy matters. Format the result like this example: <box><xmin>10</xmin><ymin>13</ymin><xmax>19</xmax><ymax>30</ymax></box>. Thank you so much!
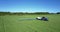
<box><xmin>0</xmin><ymin>12</ymin><xmax>10</xmax><ymax>15</ymax></box>
<box><xmin>57</xmin><ymin>12</ymin><xmax>60</xmax><ymax>14</ymax></box>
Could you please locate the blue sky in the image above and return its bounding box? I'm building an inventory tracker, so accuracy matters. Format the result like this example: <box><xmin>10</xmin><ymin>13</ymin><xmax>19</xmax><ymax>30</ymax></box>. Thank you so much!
<box><xmin>0</xmin><ymin>0</ymin><xmax>60</xmax><ymax>13</ymax></box>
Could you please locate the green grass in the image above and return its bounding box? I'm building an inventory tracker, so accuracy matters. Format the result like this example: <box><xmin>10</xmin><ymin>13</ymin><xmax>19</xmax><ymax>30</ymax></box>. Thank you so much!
<box><xmin>0</xmin><ymin>14</ymin><xmax>60</xmax><ymax>32</ymax></box>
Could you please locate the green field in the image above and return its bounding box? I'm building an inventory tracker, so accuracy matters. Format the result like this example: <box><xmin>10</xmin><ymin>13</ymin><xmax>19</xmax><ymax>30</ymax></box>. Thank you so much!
<box><xmin>0</xmin><ymin>14</ymin><xmax>60</xmax><ymax>32</ymax></box>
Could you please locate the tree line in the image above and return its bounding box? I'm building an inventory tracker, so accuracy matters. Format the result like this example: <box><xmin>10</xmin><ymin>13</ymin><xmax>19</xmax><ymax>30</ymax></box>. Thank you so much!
<box><xmin>0</xmin><ymin>12</ymin><xmax>60</xmax><ymax>16</ymax></box>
